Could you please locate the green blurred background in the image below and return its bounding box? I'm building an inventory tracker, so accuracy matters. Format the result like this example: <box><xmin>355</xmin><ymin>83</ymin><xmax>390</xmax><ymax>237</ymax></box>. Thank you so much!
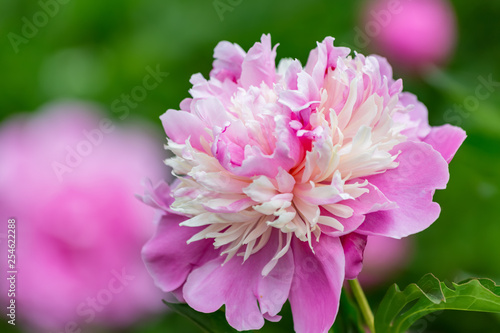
<box><xmin>1</xmin><ymin>0</ymin><xmax>499</xmax><ymax>332</ymax></box>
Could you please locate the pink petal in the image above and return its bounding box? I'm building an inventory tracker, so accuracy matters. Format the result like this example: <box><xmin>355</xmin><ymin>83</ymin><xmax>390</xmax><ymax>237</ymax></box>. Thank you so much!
<box><xmin>189</xmin><ymin>74</ymin><xmax>239</xmax><ymax>109</ymax></box>
<box><xmin>289</xmin><ymin>236</ymin><xmax>345</xmax><ymax>333</ymax></box>
<box><xmin>183</xmin><ymin>230</ymin><xmax>294</xmax><ymax>331</ymax></box>
<box><xmin>423</xmin><ymin>124</ymin><xmax>466</xmax><ymax>163</ymax></box>
<box><xmin>192</xmin><ymin>98</ymin><xmax>230</xmax><ymax>128</ymax></box>
<box><xmin>217</xmin><ymin>117</ymin><xmax>301</xmax><ymax>178</ymax></box>
<box><xmin>358</xmin><ymin>141</ymin><xmax>449</xmax><ymax>238</ymax></box>
<box><xmin>372</xmin><ymin>55</ymin><xmax>394</xmax><ymax>83</ymax></box>
<box><xmin>320</xmin><ymin>182</ymin><xmax>395</xmax><ymax>238</ymax></box>
<box><xmin>237</xmin><ymin>139</ymin><xmax>297</xmax><ymax>178</ymax></box>
<box><xmin>135</xmin><ymin>179</ymin><xmax>175</xmax><ymax>212</ymax></box>
<box><xmin>210</xmin><ymin>41</ymin><xmax>246</xmax><ymax>82</ymax></box>
<box><xmin>304</xmin><ymin>40</ymin><xmax>328</xmax><ymax>89</ymax></box>
<box><xmin>281</xmin><ymin>59</ymin><xmax>303</xmax><ymax>90</ymax></box>
<box><xmin>240</xmin><ymin>34</ymin><xmax>278</xmax><ymax>89</ymax></box>
<box><xmin>398</xmin><ymin>92</ymin><xmax>431</xmax><ymax>139</ymax></box>
<box><xmin>279</xmin><ymin>72</ymin><xmax>321</xmax><ymax>112</ymax></box>
<box><xmin>304</xmin><ymin>37</ymin><xmax>350</xmax><ymax>88</ymax></box>
<box><xmin>341</xmin><ymin>233</ymin><xmax>367</xmax><ymax>280</ymax></box>
<box><xmin>320</xmin><ymin>209</ymin><xmax>365</xmax><ymax>237</ymax></box>
<box><xmin>160</xmin><ymin>110</ymin><xmax>210</xmax><ymax>151</ymax></box>
<box><xmin>142</xmin><ymin>213</ymin><xmax>215</xmax><ymax>293</ymax></box>
<box><xmin>348</xmin><ymin>182</ymin><xmax>398</xmax><ymax>215</ymax></box>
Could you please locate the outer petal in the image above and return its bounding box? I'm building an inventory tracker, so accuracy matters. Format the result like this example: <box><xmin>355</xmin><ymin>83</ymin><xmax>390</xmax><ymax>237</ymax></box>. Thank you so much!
<box><xmin>372</xmin><ymin>55</ymin><xmax>394</xmax><ymax>83</ymax></box>
<box><xmin>183</xmin><ymin>230</ymin><xmax>294</xmax><ymax>331</ymax></box>
<box><xmin>341</xmin><ymin>233</ymin><xmax>367</xmax><ymax>280</ymax></box>
<box><xmin>358</xmin><ymin>141</ymin><xmax>449</xmax><ymax>238</ymax></box>
<box><xmin>135</xmin><ymin>179</ymin><xmax>175</xmax><ymax>212</ymax></box>
<box><xmin>422</xmin><ymin>124</ymin><xmax>466</xmax><ymax>163</ymax></box>
<box><xmin>240</xmin><ymin>34</ymin><xmax>278</xmax><ymax>89</ymax></box>
<box><xmin>210</xmin><ymin>41</ymin><xmax>246</xmax><ymax>82</ymax></box>
<box><xmin>289</xmin><ymin>236</ymin><xmax>345</xmax><ymax>333</ymax></box>
<box><xmin>398</xmin><ymin>92</ymin><xmax>432</xmax><ymax>139</ymax></box>
<box><xmin>142</xmin><ymin>213</ymin><xmax>215</xmax><ymax>292</ymax></box>
<box><xmin>160</xmin><ymin>110</ymin><xmax>210</xmax><ymax>151</ymax></box>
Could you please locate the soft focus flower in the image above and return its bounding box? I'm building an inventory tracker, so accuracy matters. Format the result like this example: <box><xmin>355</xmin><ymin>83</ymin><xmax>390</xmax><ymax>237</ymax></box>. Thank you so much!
<box><xmin>362</xmin><ymin>0</ymin><xmax>457</xmax><ymax>70</ymax></box>
<box><xmin>358</xmin><ymin>235</ymin><xmax>413</xmax><ymax>288</ymax></box>
<box><xmin>141</xmin><ymin>35</ymin><xmax>465</xmax><ymax>332</ymax></box>
<box><xmin>0</xmin><ymin>102</ymin><xmax>165</xmax><ymax>332</ymax></box>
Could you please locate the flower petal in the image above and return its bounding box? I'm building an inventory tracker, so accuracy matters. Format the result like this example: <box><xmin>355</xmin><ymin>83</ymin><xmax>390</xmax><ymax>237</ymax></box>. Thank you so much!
<box><xmin>240</xmin><ymin>34</ymin><xmax>277</xmax><ymax>89</ymax></box>
<box><xmin>304</xmin><ymin>37</ymin><xmax>350</xmax><ymax>88</ymax></box>
<box><xmin>289</xmin><ymin>236</ymin><xmax>345</xmax><ymax>333</ymax></box>
<box><xmin>183</xmin><ymin>230</ymin><xmax>294</xmax><ymax>331</ymax></box>
<box><xmin>359</xmin><ymin>141</ymin><xmax>449</xmax><ymax>238</ymax></box>
<box><xmin>142</xmin><ymin>213</ymin><xmax>215</xmax><ymax>293</ymax></box>
<box><xmin>210</xmin><ymin>41</ymin><xmax>246</xmax><ymax>82</ymax></box>
<box><xmin>423</xmin><ymin>124</ymin><xmax>466</xmax><ymax>163</ymax></box>
<box><xmin>341</xmin><ymin>232</ymin><xmax>367</xmax><ymax>280</ymax></box>
<box><xmin>160</xmin><ymin>110</ymin><xmax>210</xmax><ymax>151</ymax></box>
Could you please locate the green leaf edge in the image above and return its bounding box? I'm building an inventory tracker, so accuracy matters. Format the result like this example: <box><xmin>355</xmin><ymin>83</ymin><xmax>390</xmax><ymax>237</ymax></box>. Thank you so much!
<box><xmin>375</xmin><ymin>273</ymin><xmax>500</xmax><ymax>333</ymax></box>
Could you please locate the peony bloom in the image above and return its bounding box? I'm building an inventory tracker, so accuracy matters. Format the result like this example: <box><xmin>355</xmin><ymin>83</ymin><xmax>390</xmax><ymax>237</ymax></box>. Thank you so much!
<box><xmin>362</xmin><ymin>0</ymin><xmax>457</xmax><ymax>70</ymax></box>
<box><xmin>141</xmin><ymin>35</ymin><xmax>465</xmax><ymax>332</ymax></box>
<box><xmin>358</xmin><ymin>235</ymin><xmax>413</xmax><ymax>288</ymax></box>
<box><xmin>0</xmin><ymin>102</ymin><xmax>166</xmax><ymax>332</ymax></box>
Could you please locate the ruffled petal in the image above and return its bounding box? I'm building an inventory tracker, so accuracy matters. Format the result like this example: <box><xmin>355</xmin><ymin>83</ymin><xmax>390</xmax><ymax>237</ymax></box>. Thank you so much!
<box><xmin>304</xmin><ymin>37</ymin><xmax>350</xmax><ymax>88</ymax></box>
<box><xmin>183</xmin><ymin>230</ymin><xmax>294</xmax><ymax>331</ymax></box>
<box><xmin>358</xmin><ymin>141</ymin><xmax>449</xmax><ymax>238</ymax></box>
<box><xmin>211</xmin><ymin>41</ymin><xmax>246</xmax><ymax>82</ymax></box>
<box><xmin>192</xmin><ymin>98</ymin><xmax>231</xmax><ymax>128</ymax></box>
<box><xmin>279</xmin><ymin>71</ymin><xmax>321</xmax><ymax>112</ymax></box>
<box><xmin>141</xmin><ymin>181</ymin><xmax>216</xmax><ymax>292</ymax></box>
<box><xmin>398</xmin><ymin>92</ymin><xmax>432</xmax><ymax>139</ymax></box>
<box><xmin>289</xmin><ymin>236</ymin><xmax>345</xmax><ymax>333</ymax></box>
<box><xmin>135</xmin><ymin>179</ymin><xmax>175</xmax><ymax>212</ymax></box>
<box><xmin>423</xmin><ymin>124</ymin><xmax>466</xmax><ymax>163</ymax></box>
<box><xmin>240</xmin><ymin>34</ymin><xmax>278</xmax><ymax>89</ymax></box>
<box><xmin>142</xmin><ymin>213</ymin><xmax>215</xmax><ymax>293</ymax></box>
<box><xmin>160</xmin><ymin>110</ymin><xmax>210</xmax><ymax>151</ymax></box>
<box><xmin>341</xmin><ymin>232</ymin><xmax>367</xmax><ymax>280</ymax></box>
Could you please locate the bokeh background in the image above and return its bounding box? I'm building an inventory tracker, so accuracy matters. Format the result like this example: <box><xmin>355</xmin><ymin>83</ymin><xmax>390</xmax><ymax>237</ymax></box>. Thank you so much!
<box><xmin>1</xmin><ymin>0</ymin><xmax>499</xmax><ymax>332</ymax></box>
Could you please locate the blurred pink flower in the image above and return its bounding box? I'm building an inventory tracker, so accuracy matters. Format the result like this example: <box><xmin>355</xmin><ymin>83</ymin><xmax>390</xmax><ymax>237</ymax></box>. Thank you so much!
<box><xmin>358</xmin><ymin>235</ymin><xmax>413</xmax><ymax>288</ymax></box>
<box><xmin>0</xmin><ymin>102</ymin><xmax>166</xmax><ymax>332</ymax></box>
<box><xmin>141</xmin><ymin>35</ymin><xmax>465</xmax><ymax>332</ymax></box>
<box><xmin>362</xmin><ymin>0</ymin><xmax>457</xmax><ymax>70</ymax></box>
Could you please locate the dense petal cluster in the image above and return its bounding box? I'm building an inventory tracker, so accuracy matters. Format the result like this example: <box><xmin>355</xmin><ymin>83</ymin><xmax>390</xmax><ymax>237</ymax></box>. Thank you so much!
<box><xmin>142</xmin><ymin>35</ymin><xmax>465</xmax><ymax>332</ymax></box>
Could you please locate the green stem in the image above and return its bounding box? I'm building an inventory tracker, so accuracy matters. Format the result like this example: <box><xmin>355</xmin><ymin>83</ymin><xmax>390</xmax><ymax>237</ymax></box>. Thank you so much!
<box><xmin>348</xmin><ymin>278</ymin><xmax>375</xmax><ymax>333</ymax></box>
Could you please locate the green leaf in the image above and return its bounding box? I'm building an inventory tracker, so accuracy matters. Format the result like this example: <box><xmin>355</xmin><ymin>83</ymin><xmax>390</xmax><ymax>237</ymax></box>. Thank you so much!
<box><xmin>164</xmin><ymin>301</ymin><xmax>239</xmax><ymax>333</ymax></box>
<box><xmin>375</xmin><ymin>273</ymin><xmax>500</xmax><ymax>333</ymax></box>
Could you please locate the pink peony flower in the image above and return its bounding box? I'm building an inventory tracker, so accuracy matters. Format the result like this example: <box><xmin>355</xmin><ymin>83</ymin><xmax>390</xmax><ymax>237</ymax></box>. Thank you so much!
<box><xmin>362</xmin><ymin>0</ymin><xmax>457</xmax><ymax>70</ymax></box>
<box><xmin>141</xmin><ymin>35</ymin><xmax>465</xmax><ymax>332</ymax></box>
<box><xmin>358</xmin><ymin>235</ymin><xmax>413</xmax><ymax>288</ymax></box>
<box><xmin>0</xmin><ymin>102</ymin><xmax>166</xmax><ymax>332</ymax></box>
